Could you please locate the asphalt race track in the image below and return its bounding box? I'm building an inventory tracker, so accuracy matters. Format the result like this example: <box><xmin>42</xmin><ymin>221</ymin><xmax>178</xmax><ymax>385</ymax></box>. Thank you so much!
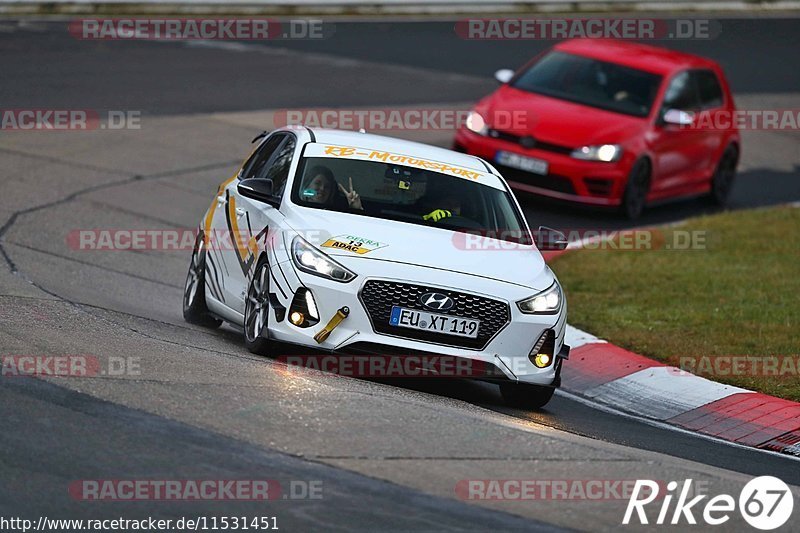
<box><xmin>1</xmin><ymin>16</ymin><xmax>799</xmax><ymax>531</ymax></box>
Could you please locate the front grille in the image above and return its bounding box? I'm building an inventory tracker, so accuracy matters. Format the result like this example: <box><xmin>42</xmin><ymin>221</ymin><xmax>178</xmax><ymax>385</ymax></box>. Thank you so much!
<box><xmin>494</xmin><ymin>164</ymin><xmax>576</xmax><ymax>194</ymax></box>
<box><xmin>488</xmin><ymin>129</ymin><xmax>573</xmax><ymax>155</ymax></box>
<box><xmin>359</xmin><ymin>280</ymin><xmax>510</xmax><ymax>350</ymax></box>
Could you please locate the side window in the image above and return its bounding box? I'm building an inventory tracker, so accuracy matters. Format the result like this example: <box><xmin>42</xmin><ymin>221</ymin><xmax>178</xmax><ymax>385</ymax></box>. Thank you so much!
<box><xmin>661</xmin><ymin>71</ymin><xmax>700</xmax><ymax>113</ymax></box>
<box><xmin>240</xmin><ymin>134</ymin><xmax>285</xmax><ymax>180</ymax></box>
<box><xmin>695</xmin><ymin>70</ymin><xmax>724</xmax><ymax>109</ymax></box>
<box><xmin>263</xmin><ymin>136</ymin><xmax>296</xmax><ymax>198</ymax></box>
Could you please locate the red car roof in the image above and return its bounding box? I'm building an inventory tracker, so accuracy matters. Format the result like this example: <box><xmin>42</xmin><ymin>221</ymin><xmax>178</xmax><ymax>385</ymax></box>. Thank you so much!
<box><xmin>554</xmin><ymin>39</ymin><xmax>718</xmax><ymax>76</ymax></box>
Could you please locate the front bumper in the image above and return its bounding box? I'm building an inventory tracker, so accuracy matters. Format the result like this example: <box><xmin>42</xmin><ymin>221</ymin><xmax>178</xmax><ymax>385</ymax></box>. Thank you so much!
<box><xmin>454</xmin><ymin>128</ymin><xmax>629</xmax><ymax>206</ymax></box>
<box><xmin>266</xmin><ymin>260</ymin><xmax>567</xmax><ymax>387</ymax></box>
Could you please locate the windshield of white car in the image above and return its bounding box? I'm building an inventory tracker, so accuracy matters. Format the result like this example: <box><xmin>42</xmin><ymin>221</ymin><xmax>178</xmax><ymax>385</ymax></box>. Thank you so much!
<box><xmin>512</xmin><ymin>51</ymin><xmax>662</xmax><ymax>117</ymax></box>
<box><xmin>291</xmin><ymin>156</ymin><xmax>532</xmax><ymax>244</ymax></box>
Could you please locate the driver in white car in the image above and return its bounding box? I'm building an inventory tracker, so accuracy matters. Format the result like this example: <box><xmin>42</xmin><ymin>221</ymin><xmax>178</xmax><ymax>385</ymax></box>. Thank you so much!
<box><xmin>302</xmin><ymin>165</ymin><xmax>363</xmax><ymax>211</ymax></box>
<box><xmin>303</xmin><ymin>165</ymin><xmax>466</xmax><ymax>224</ymax></box>
<box><xmin>422</xmin><ymin>195</ymin><xmax>463</xmax><ymax>222</ymax></box>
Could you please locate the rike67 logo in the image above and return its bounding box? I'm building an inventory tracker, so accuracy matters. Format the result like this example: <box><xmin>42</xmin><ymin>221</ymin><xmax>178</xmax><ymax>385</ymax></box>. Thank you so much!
<box><xmin>624</xmin><ymin>476</ymin><xmax>794</xmax><ymax>529</ymax></box>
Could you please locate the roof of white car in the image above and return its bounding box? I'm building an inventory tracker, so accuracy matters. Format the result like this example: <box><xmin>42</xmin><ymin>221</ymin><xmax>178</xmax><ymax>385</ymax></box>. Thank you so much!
<box><xmin>302</xmin><ymin>128</ymin><xmax>492</xmax><ymax>173</ymax></box>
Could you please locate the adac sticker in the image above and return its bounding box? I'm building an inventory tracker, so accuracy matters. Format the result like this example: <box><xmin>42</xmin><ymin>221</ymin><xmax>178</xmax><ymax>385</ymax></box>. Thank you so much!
<box><xmin>321</xmin><ymin>234</ymin><xmax>387</xmax><ymax>255</ymax></box>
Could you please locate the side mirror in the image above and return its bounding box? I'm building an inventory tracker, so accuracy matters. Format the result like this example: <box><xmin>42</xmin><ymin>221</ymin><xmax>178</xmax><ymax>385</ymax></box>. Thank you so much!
<box><xmin>662</xmin><ymin>109</ymin><xmax>695</xmax><ymax>126</ymax></box>
<box><xmin>238</xmin><ymin>178</ymin><xmax>280</xmax><ymax>207</ymax></box>
<box><xmin>494</xmin><ymin>68</ymin><xmax>514</xmax><ymax>84</ymax></box>
<box><xmin>535</xmin><ymin>226</ymin><xmax>569</xmax><ymax>251</ymax></box>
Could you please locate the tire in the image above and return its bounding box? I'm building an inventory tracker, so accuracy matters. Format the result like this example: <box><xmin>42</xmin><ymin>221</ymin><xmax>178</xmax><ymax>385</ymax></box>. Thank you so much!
<box><xmin>707</xmin><ymin>145</ymin><xmax>738</xmax><ymax>206</ymax></box>
<box><xmin>620</xmin><ymin>159</ymin><xmax>651</xmax><ymax>220</ymax></box>
<box><xmin>499</xmin><ymin>382</ymin><xmax>555</xmax><ymax>410</ymax></box>
<box><xmin>182</xmin><ymin>232</ymin><xmax>222</xmax><ymax>328</ymax></box>
<box><xmin>243</xmin><ymin>255</ymin><xmax>273</xmax><ymax>356</ymax></box>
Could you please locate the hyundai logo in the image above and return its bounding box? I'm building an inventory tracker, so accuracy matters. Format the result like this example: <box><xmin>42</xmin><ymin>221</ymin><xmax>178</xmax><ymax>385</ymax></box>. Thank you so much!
<box><xmin>420</xmin><ymin>292</ymin><xmax>455</xmax><ymax>311</ymax></box>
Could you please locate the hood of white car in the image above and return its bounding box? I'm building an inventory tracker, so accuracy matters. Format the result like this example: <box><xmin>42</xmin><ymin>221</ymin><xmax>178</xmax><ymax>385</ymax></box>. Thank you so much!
<box><xmin>284</xmin><ymin>207</ymin><xmax>552</xmax><ymax>291</ymax></box>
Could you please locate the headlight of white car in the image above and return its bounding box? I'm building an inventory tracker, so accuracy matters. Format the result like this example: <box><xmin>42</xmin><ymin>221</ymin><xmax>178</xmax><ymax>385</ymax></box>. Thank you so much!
<box><xmin>517</xmin><ymin>282</ymin><xmax>562</xmax><ymax>314</ymax></box>
<box><xmin>465</xmin><ymin>111</ymin><xmax>488</xmax><ymax>136</ymax></box>
<box><xmin>292</xmin><ymin>237</ymin><xmax>357</xmax><ymax>283</ymax></box>
<box><xmin>570</xmin><ymin>144</ymin><xmax>622</xmax><ymax>162</ymax></box>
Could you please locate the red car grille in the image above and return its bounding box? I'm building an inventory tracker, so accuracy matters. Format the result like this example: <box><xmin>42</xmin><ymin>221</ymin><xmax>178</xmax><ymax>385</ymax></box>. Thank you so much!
<box><xmin>488</xmin><ymin>129</ymin><xmax>573</xmax><ymax>156</ymax></box>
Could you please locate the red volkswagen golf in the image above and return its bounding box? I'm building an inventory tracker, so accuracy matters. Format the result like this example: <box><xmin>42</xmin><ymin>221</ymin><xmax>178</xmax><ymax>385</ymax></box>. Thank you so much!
<box><xmin>454</xmin><ymin>39</ymin><xmax>740</xmax><ymax>218</ymax></box>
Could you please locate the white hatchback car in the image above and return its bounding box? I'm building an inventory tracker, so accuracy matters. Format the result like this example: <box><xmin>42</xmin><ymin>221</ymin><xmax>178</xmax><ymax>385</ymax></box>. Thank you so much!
<box><xmin>183</xmin><ymin>127</ymin><xmax>569</xmax><ymax>409</ymax></box>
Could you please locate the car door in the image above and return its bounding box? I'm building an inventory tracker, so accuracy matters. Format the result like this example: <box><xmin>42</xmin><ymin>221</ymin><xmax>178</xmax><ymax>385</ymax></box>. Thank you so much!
<box><xmin>212</xmin><ymin>133</ymin><xmax>285</xmax><ymax>311</ymax></box>
<box><xmin>649</xmin><ymin>70</ymin><xmax>706</xmax><ymax>193</ymax></box>
<box><xmin>226</xmin><ymin>132</ymin><xmax>297</xmax><ymax>315</ymax></box>
<box><xmin>692</xmin><ymin>69</ymin><xmax>727</xmax><ymax>179</ymax></box>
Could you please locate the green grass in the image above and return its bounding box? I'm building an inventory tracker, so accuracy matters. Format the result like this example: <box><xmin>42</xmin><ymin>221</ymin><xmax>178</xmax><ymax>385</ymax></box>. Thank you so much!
<box><xmin>551</xmin><ymin>205</ymin><xmax>800</xmax><ymax>401</ymax></box>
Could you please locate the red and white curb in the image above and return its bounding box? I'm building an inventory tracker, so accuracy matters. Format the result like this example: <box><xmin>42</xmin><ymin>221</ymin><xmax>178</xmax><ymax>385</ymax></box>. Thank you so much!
<box><xmin>561</xmin><ymin>325</ymin><xmax>800</xmax><ymax>457</ymax></box>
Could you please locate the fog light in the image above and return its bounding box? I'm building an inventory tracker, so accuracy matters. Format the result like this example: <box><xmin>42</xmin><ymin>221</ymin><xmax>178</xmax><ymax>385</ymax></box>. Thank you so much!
<box><xmin>533</xmin><ymin>353</ymin><xmax>552</xmax><ymax>368</ymax></box>
<box><xmin>529</xmin><ymin>329</ymin><xmax>555</xmax><ymax>368</ymax></box>
<box><xmin>288</xmin><ymin>288</ymin><xmax>320</xmax><ymax>328</ymax></box>
<box><xmin>290</xmin><ymin>311</ymin><xmax>305</xmax><ymax>326</ymax></box>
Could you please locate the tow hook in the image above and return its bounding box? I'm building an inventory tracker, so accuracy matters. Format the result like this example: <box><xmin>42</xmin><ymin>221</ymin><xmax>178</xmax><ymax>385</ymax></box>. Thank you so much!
<box><xmin>313</xmin><ymin>306</ymin><xmax>350</xmax><ymax>344</ymax></box>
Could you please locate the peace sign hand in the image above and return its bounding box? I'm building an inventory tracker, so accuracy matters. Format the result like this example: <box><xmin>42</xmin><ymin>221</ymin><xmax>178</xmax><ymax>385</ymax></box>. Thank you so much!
<box><xmin>338</xmin><ymin>177</ymin><xmax>363</xmax><ymax>210</ymax></box>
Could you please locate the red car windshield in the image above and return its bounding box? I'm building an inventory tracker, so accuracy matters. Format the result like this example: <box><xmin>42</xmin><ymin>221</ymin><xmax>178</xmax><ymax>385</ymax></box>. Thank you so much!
<box><xmin>512</xmin><ymin>51</ymin><xmax>662</xmax><ymax>117</ymax></box>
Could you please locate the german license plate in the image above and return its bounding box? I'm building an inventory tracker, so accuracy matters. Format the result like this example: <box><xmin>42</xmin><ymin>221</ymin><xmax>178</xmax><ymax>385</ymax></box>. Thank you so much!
<box><xmin>389</xmin><ymin>306</ymin><xmax>480</xmax><ymax>339</ymax></box>
<box><xmin>496</xmin><ymin>150</ymin><xmax>549</xmax><ymax>175</ymax></box>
